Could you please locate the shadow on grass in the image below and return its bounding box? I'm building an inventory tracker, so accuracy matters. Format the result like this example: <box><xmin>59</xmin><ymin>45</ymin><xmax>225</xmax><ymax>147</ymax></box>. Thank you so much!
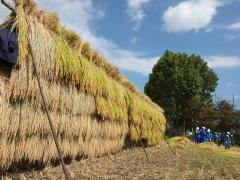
<box><xmin>0</xmin><ymin>156</ymin><xmax>77</xmax><ymax>176</ymax></box>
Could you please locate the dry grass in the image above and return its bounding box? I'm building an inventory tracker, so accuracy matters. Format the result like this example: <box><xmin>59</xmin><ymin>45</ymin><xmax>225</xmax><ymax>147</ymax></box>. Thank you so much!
<box><xmin>4</xmin><ymin>139</ymin><xmax>240</xmax><ymax>179</ymax></box>
<box><xmin>17</xmin><ymin>0</ymin><xmax>164</xmax><ymax>113</ymax></box>
<box><xmin>62</xmin><ymin>29</ymin><xmax>82</xmax><ymax>50</ymax></box>
<box><xmin>168</xmin><ymin>136</ymin><xmax>192</xmax><ymax>148</ymax></box>
<box><xmin>0</xmin><ymin>135</ymin><xmax>126</xmax><ymax>170</ymax></box>
<box><xmin>0</xmin><ymin>0</ymin><xmax>166</xmax><ymax>171</ymax></box>
<box><xmin>16</xmin><ymin>0</ymin><xmax>28</xmax><ymax>64</ymax></box>
<box><xmin>0</xmin><ymin>95</ymin><xmax>128</xmax><ymax>170</ymax></box>
<box><xmin>7</xmin><ymin>59</ymin><xmax>96</xmax><ymax>116</ymax></box>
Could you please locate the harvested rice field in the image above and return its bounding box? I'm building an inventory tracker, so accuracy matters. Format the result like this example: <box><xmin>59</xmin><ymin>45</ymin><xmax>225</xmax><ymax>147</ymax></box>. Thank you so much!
<box><xmin>1</xmin><ymin>1</ymin><xmax>239</xmax><ymax>179</ymax></box>
<box><xmin>3</xmin><ymin>137</ymin><xmax>240</xmax><ymax>179</ymax></box>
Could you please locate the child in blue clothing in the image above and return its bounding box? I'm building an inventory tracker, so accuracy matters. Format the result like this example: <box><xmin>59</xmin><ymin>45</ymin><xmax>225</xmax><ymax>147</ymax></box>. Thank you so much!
<box><xmin>195</xmin><ymin>127</ymin><xmax>201</xmax><ymax>144</ymax></box>
<box><xmin>225</xmin><ymin>132</ymin><xmax>231</xmax><ymax>150</ymax></box>
<box><xmin>216</xmin><ymin>133</ymin><xmax>222</xmax><ymax>145</ymax></box>
<box><xmin>214</xmin><ymin>132</ymin><xmax>218</xmax><ymax>143</ymax></box>
<box><xmin>200</xmin><ymin>127</ymin><xmax>207</xmax><ymax>142</ymax></box>
<box><xmin>206</xmin><ymin>129</ymin><xmax>212</xmax><ymax>142</ymax></box>
<box><xmin>230</xmin><ymin>134</ymin><xmax>234</xmax><ymax>147</ymax></box>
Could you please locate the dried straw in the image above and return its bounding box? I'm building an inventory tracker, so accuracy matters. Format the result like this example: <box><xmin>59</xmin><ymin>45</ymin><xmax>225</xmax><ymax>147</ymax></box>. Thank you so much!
<box><xmin>0</xmin><ymin>0</ymin><xmax>167</xmax><ymax>170</ymax></box>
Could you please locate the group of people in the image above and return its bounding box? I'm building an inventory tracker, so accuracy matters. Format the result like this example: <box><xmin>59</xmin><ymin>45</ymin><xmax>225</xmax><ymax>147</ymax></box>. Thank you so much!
<box><xmin>195</xmin><ymin>127</ymin><xmax>234</xmax><ymax>150</ymax></box>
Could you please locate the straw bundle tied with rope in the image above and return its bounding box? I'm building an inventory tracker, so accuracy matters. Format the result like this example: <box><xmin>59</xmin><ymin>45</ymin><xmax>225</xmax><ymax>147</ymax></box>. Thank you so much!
<box><xmin>0</xmin><ymin>0</ymin><xmax>166</xmax><ymax>170</ymax></box>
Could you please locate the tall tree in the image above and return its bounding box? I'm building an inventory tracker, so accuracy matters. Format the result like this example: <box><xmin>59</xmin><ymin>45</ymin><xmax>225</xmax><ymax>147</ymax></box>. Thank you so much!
<box><xmin>216</xmin><ymin>100</ymin><xmax>240</xmax><ymax>132</ymax></box>
<box><xmin>144</xmin><ymin>50</ymin><xmax>218</xmax><ymax>134</ymax></box>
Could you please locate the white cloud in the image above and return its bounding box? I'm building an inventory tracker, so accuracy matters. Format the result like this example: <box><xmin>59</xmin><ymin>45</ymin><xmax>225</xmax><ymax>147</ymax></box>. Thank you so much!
<box><xmin>227</xmin><ymin>22</ymin><xmax>240</xmax><ymax>30</ymax></box>
<box><xmin>37</xmin><ymin>0</ymin><xmax>156</xmax><ymax>75</ymax></box>
<box><xmin>162</xmin><ymin>0</ymin><xmax>226</xmax><ymax>32</ymax></box>
<box><xmin>126</xmin><ymin>0</ymin><xmax>151</xmax><ymax>31</ymax></box>
<box><xmin>206</xmin><ymin>55</ymin><xmax>240</xmax><ymax>68</ymax></box>
<box><xmin>37</xmin><ymin>0</ymin><xmax>104</xmax><ymax>36</ymax></box>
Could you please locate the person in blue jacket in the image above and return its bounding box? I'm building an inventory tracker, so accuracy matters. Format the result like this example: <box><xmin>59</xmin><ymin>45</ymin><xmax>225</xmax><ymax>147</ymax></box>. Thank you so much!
<box><xmin>214</xmin><ymin>132</ymin><xmax>218</xmax><ymax>143</ymax></box>
<box><xmin>221</xmin><ymin>133</ymin><xmax>225</xmax><ymax>145</ymax></box>
<box><xmin>207</xmin><ymin>129</ymin><xmax>212</xmax><ymax>142</ymax></box>
<box><xmin>230</xmin><ymin>134</ymin><xmax>234</xmax><ymax>147</ymax></box>
<box><xmin>195</xmin><ymin>127</ymin><xmax>201</xmax><ymax>144</ymax></box>
<box><xmin>201</xmin><ymin>127</ymin><xmax>207</xmax><ymax>142</ymax></box>
<box><xmin>224</xmin><ymin>132</ymin><xmax>231</xmax><ymax>150</ymax></box>
<box><xmin>209</xmin><ymin>132</ymin><xmax>213</xmax><ymax>142</ymax></box>
<box><xmin>216</xmin><ymin>132</ymin><xmax>222</xmax><ymax>145</ymax></box>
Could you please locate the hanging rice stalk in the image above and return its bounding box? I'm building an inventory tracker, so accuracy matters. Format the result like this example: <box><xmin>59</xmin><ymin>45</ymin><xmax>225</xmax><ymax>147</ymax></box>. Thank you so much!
<box><xmin>0</xmin><ymin>0</ymin><xmax>166</xmax><ymax>170</ymax></box>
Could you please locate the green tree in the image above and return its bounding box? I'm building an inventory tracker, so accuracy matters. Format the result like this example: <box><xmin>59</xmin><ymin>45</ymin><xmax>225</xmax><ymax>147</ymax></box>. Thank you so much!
<box><xmin>185</xmin><ymin>100</ymin><xmax>217</xmax><ymax>131</ymax></box>
<box><xmin>215</xmin><ymin>100</ymin><xmax>240</xmax><ymax>132</ymax></box>
<box><xmin>144</xmin><ymin>50</ymin><xmax>218</xmax><ymax>134</ymax></box>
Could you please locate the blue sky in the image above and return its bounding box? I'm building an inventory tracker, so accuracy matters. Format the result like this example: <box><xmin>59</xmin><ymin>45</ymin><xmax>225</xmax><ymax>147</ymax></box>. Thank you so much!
<box><xmin>1</xmin><ymin>0</ymin><xmax>240</xmax><ymax>108</ymax></box>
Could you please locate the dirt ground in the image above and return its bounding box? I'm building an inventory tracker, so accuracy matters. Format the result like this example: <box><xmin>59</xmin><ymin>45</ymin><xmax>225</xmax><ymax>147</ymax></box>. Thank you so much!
<box><xmin>3</xmin><ymin>139</ymin><xmax>240</xmax><ymax>180</ymax></box>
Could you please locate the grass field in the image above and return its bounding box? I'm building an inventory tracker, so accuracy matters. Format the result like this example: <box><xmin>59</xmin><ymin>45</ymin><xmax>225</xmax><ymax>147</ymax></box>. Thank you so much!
<box><xmin>3</xmin><ymin>137</ymin><xmax>240</xmax><ymax>179</ymax></box>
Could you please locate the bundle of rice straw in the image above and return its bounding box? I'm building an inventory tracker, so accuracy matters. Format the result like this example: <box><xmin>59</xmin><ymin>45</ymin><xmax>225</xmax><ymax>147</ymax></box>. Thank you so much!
<box><xmin>0</xmin><ymin>0</ymin><xmax>166</xmax><ymax>170</ymax></box>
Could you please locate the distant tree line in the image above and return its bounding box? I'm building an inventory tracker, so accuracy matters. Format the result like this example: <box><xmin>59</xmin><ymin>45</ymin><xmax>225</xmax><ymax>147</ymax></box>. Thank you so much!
<box><xmin>145</xmin><ymin>50</ymin><xmax>240</xmax><ymax>144</ymax></box>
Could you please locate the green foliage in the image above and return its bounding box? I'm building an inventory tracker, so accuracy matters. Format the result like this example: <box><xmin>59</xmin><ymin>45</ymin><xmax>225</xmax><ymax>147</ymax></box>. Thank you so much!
<box><xmin>188</xmin><ymin>100</ymin><xmax>240</xmax><ymax>138</ymax></box>
<box><xmin>197</xmin><ymin>102</ymin><xmax>217</xmax><ymax>130</ymax></box>
<box><xmin>145</xmin><ymin>50</ymin><xmax>218</xmax><ymax>133</ymax></box>
<box><xmin>234</xmin><ymin>131</ymin><xmax>240</xmax><ymax>146</ymax></box>
<box><xmin>215</xmin><ymin>100</ymin><xmax>240</xmax><ymax>132</ymax></box>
